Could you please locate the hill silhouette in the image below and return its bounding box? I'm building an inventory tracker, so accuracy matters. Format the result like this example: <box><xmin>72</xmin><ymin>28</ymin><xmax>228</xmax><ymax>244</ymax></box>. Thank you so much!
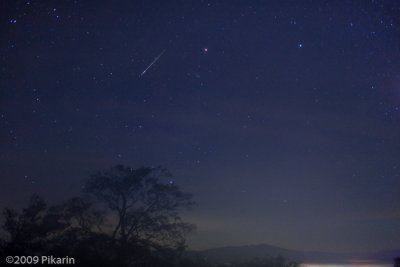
<box><xmin>188</xmin><ymin>244</ymin><xmax>400</xmax><ymax>264</ymax></box>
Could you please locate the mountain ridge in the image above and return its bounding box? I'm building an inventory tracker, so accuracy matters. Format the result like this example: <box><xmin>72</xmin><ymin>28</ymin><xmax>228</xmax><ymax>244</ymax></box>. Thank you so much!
<box><xmin>187</xmin><ymin>244</ymin><xmax>400</xmax><ymax>264</ymax></box>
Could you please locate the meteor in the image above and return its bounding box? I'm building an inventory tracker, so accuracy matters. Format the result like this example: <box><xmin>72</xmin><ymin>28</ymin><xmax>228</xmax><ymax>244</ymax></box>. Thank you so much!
<box><xmin>140</xmin><ymin>49</ymin><xmax>166</xmax><ymax>77</ymax></box>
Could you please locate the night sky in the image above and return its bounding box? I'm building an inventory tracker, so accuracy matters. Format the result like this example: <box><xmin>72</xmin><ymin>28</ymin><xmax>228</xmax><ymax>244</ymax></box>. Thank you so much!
<box><xmin>1</xmin><ymin>0</ymin><xmax>400</xmax><ymax>253</ymax></box>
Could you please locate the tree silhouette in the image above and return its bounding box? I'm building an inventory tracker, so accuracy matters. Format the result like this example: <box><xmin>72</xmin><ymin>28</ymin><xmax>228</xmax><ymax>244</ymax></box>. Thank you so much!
<box><xmin>394</xmin><ymin>257</ymin><xmax>400</xmax><ymax>267</ymax></box>
<box><xmin>0</xmin><ymin>165</ymin><xmax>195</xmax><ymax>267</ymax></box>
<box><xmin>83</xmin><ymin>165</ymin><xmax>195</xmax><ymax>265</ymax></box>
<box><xmin>1</xmin><ymin>194</ymin><xmax>67</xmax><ymax>256</ymax></box>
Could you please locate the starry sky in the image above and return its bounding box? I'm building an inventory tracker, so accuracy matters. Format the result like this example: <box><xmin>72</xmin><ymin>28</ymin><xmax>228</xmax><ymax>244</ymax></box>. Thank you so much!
<box><xmin>1</xmin><ymin>0</ymin><xmax>400</xmax><ymax>253</ymax></box>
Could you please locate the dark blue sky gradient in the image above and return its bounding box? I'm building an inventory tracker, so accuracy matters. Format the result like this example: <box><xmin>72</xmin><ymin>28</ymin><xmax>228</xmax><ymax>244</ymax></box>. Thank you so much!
<box><xmin>1</xmin><ymin>0</ymin><xmax>400</xmax><ymax>252</ymax></box>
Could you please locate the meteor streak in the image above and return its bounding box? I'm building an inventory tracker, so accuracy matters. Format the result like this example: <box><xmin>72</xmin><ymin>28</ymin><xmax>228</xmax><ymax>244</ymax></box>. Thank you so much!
<box><xmin>140</xmin><ymin>49</ymin><xmax>166</xmax><ymax>77</ymax></box>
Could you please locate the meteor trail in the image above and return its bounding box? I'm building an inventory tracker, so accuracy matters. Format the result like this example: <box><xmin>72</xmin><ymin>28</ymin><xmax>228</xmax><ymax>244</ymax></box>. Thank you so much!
<box><xmin>140</xmin><ymin>49</ymin><xmax>166</xmax><ymax>77</ymax></box>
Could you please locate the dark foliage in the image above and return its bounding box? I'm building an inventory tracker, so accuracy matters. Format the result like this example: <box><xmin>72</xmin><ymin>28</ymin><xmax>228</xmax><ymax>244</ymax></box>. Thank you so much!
<box><xmin>394</xmin><ymin>257</ymin><xmax>400</xmax><ymax>267</ymax></box>
<box><xmin>0</xmin><ymin>165</ymin><xmax>195</xmax><ymax>267</ymax></box>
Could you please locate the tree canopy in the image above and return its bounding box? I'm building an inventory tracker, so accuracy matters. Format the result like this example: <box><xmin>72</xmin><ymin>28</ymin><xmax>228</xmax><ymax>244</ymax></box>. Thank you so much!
<box><xmin>0</xmin><ymin>165</ymin><xmax>195</xmax><ymax>267</ymax></box>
